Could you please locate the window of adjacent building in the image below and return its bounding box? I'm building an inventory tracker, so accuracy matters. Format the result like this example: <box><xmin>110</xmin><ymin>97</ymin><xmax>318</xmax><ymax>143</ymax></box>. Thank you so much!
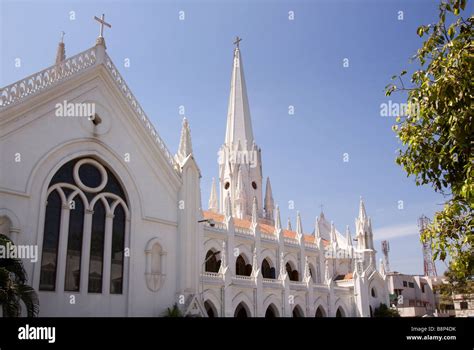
<box><xmin>460</xmin><ymin>301</ymin><xmax>468</xmax><ymax>310</ymax></box>
<box><xmin>408</xmin><ymin>282</ymin><xmax>415</xmax><ymax>288</ymax></box>
<box><xmin>403</xmin><ymin>281</ymin><xmax>407</xmax><ymax>287</ymax></box>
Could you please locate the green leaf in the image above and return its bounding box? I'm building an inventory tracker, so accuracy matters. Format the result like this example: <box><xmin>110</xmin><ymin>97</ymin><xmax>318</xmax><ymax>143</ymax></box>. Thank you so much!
<box><xmin>448</xmin><ymin>26</ymin><xmax>455</xmax><ymax>39</ymax></box>
<box><xmin>400</xmin><ymin>70</ymin><xmax>407</xmax><ymax>76</ymax></box>
<box><xmin>417</xmin><ymin>26</ymin><xmax>424</xmax><ymax>37</ymax></box>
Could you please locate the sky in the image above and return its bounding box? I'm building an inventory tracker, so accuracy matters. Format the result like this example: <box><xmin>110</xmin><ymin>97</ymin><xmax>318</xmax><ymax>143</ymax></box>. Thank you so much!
<box><xmin>1</xmin><ymin>0</ymin><xmax>456</xmax><ymax>275</ymax></box>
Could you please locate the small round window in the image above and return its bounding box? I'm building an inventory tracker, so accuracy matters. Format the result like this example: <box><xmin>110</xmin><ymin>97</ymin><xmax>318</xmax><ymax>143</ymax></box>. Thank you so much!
<box><xmin>224</xmin><ymin>182</ymin><xmax>230</xmax><ymax>190</ymax></box>
<box><xmin>252</xmin><ymin>181</ymin><xmax>257</xmax><ymax>190</ymax></box>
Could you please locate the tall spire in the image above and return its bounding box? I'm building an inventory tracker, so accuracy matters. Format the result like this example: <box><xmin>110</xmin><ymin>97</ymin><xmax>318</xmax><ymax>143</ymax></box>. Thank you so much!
<box><xmin>346</xmin><ymin>225</ymin><xmax>353</xmax><ymax>248</ymax></box>
<box><xmin>225</xmin><ymin>38</ymin><xmax>254</xmax><ymax>146</ymax></box>
<box><xmin>296</xmin><ymin>211</ymin><xmax>303</xmax><ymax>235</ymax></box>
<box><xmin>287</xmin><ymin>217</ymin><xmax>292</xmax><ymax>231</ymax></box>
<box><xmin>359</xmin><ymin>196</ymin><xmax>367</xmax><ymax>221</ymax></box>
<box><xmin>208</xmin><ymin>178</ymin><xmax>218</xmax><ymax>213</ymax></box>
<box><xmin>274</xmin><ymin>205</ymin><xmax>281</xmax><ymax>231</ymax></box>
<box><xmin>264</xmin><ymin>177</ymin><xmax>274</xmax><ymax>221</ymax></box>
<box><xmin>314</xmin><ymin>217</ymin><xmax>321</xmax><ymax>239</ymax></box>
<box><xmin>55</xmin><ymin>31</ymin><xmax>66</xmax><ymax>65</ymax></box>
<box><xmin>176</xmin><ymin>117</ymin><xmax>193</xmax><ymax>163</ymax></box>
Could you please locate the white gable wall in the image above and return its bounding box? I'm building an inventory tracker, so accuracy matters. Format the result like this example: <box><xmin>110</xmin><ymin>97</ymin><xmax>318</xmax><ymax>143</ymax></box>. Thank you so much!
<box><xmin>0</xmin><ymin>65</ymin><xmax>184</xmax><ymax>316</ymax></box>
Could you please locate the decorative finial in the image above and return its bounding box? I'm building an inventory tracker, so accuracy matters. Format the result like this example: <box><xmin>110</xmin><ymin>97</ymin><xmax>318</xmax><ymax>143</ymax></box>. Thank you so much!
<box><xmin>55</xmin><ymin>31</ymin><xmax>66</xmax><ymax>65</ymax></box>
<box><xmin>233</xmin><ymin>36</ymin><xmax>242</xmax><ymax>49</ymax></box>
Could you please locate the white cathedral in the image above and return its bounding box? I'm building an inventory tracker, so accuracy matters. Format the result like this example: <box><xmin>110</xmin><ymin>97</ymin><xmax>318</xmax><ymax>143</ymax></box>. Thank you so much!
<box><xmin>0</xmin><ymin>20</ymin><xmax>389</xmax><ymax>317</ymax></box>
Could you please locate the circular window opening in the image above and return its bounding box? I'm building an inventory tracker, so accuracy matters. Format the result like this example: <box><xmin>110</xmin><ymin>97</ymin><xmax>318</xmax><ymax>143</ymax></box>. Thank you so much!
<box><xmin>252</xmin><ymin>181</ymin><xmax>257</xmax><ymax>190</ymax></box>
<box><xmin>371</xmin><ymin>287</ymin><xmax>377</xmax><ymax>298</ymax></box>
<box><xmin>79</xmin><ymin>163</ymin><xmax>102</xmax><ymax>188</ymax></box>
<box><xmin>224</xmin><ymin>182</ymin><xmax>230</xmax><ymax>190</ymax></box>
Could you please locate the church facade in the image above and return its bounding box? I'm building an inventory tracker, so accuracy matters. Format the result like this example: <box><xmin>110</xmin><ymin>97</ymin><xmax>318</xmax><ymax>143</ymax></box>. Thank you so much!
<box><xmin>0</xmin><ymin>28</ymin><xmax>389</xmax><ymax>317</ymax></box>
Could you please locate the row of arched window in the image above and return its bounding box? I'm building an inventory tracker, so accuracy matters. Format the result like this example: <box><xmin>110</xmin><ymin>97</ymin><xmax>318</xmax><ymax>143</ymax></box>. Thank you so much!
<box><xmin>204</xmin><ymin>300</ymin><xmax>346</xmax><ymax>318</ymax></box>
<box><xmin>204</xmin><ymin>249</ymin><xmax>321</xmax><ymax>283</ymax></box>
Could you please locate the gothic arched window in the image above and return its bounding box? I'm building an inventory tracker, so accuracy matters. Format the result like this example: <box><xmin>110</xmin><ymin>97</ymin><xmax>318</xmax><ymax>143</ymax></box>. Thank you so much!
<box><xmin>261</xmin><ymin>258</ymin><xmax>275</xmax><ymax>279</ymax></box>
<box><xmin>39</xmin><ymin>157</ymin><xmax>129</xmax><ymax>294</ymax></box>
<box><xmin>205</xmin><ymin>250</ymin><xmax>221</xmax><ymax>273</ymax></box>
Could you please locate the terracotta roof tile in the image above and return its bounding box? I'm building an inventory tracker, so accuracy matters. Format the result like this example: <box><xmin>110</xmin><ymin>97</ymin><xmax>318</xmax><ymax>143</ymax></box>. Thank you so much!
<box><xmin>202</xmin><ymin>211</ymin><xmax>327</xmax><ymax>246</ymax></box>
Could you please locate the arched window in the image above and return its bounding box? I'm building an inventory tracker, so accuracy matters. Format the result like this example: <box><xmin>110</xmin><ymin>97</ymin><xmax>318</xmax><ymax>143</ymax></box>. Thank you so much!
<box><xmin>234</xmin><ymin>302</ymin><xmax>249</xmax><ymax>318</ymax></box>
<box><xmin>236</xmin><ymin>255</ymin><xmax>251</xmax><ymax>276</ymax></box>
<box><xmin>39</xmin><ymin>190</ymin><xmax>61</xmax><ymax>291</ymax></box>
<box><xmin>205</xmin><ymin>250</ymin><xmax>221</xmax><ymax>273</ymax></box>
<box><xmin>315</xmin><ymin>306</ymin><xmax>326</xmax><ymax>317</ymax></box>
<box><xmin>292</xmin><ymin>305</ymin><xmax>304</xmax><ymax>317</ymax></box>
<box><xmin>286</xmin><ymin>262</ymin><xmax>299</xmax><ymax>282</ymax></box>
<box><xmin>205</xmin><ymin>300</ymin><xmax>217</xmax><ymax>318</ymax></box>
<box><xmin>265</xmin><ymin>304</ymin><xmax>279</xmax><ymax>318</ymax></box>
<box><xmin>336</xmin><ymin>307</ymin><xmax>345</xmax><ymax>317</ymax></box>
<box><xmin>261</xmin><ymin>258</ymin><xmax>275</xmax><ymax>279</ymax></box>
<box><xmin>39</xmin><ymin>157</ymin><xmax>128</xmax><ymax>294</ymax></box>
<box><xmin>371</xmin><ymin>287</ymin><xmax>377</xmax><ymax>298</ymax></box>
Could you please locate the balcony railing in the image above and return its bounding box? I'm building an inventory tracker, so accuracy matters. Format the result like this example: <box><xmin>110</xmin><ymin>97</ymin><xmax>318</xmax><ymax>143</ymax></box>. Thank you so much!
<box><xmin>1</xmin><ymin>47</ymin><xmax>97</xmax><ymax>107</ymax></box>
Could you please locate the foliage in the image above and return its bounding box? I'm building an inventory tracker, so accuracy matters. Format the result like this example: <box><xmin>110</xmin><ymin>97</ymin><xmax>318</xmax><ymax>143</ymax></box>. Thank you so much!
<box><xmin>374</xmin><ymin>303</ymin><xmax>400</xmax><ymax>317</ymax></box>
<box><xmin>434</xmin><ymin>262</ymin><xmax>474</xmax><ymax>308</ymax></box>
<box><xmin>0</xmin><ymin>234</ymin><xmax>40</xmax><ymax>317</ymax></box>
<box><xmin>162</xmin><ymin>303</ymin><xmax>183</xmax><ymax>317</ymax></box>
<box><xmin>385</xmin><ymin>0</ymin><xmax>473</xmax><ymax>280</ymax></box>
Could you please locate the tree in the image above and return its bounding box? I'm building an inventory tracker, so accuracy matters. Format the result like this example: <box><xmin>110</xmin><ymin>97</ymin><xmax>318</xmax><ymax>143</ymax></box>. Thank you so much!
<box><xmin>386</xmin><ymin>0</ymin><xmax>473</xmax><ymax>280</ymax></box>
<box><xmin>162</xmin><ymin>303</ymin><xmax>183</xmax><ymax>317</ymax></box>
<box><xmin>434</xmin><ymin>262</ymin><xmax>474</xmax><ymax>303</ymax></box>
<box><xmin>374</xmin><ymin>303</ymin><xmax>400</xmax><ymax>317</ymax></box>
<box><xmin>0</xmin><ymin>234</ymin><xmax>39</xmax><ymax>317</ymax></box>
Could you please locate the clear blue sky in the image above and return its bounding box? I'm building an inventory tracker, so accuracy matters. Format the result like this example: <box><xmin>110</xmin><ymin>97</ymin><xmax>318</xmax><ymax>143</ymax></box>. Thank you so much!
<box><xmin>1</xmin><ymin>0</ymin><xmax>453</xmax><ymax>275</ymax></box>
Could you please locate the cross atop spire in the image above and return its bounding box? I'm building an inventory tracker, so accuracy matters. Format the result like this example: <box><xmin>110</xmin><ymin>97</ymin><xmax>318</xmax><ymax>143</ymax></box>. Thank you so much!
<box><xmin>233</xmin><ymin>36</ymin><xmax>242</xmax><ymax>49</ymax></box>
<box><xmin>94</xmin><ymin>14</ymin><xmax>112</xmax><ymax>37</ymax></box>
<box><xmin>94</xmin><ymin>13</ymin><xmax>111</xmax><ymax>46</ymax></box>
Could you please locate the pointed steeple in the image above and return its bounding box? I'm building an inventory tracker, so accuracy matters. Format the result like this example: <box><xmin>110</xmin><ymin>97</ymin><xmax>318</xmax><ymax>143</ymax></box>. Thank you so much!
<box><xmin>225</xmin><ymin>39</ymin><xmax>254</xmax><ymax>146</ymax></box>
<box><xmin>346</xmin><ymin>225</ymin><xmax>353</xmax><ymax>248</ymax></box>
<box><xmin>264</xmin><ymin>177</ymin><xmax>275</xmax><ymax>221</ymax></box>
<box><xmin>330</xmin><ymin>221</ymin><xmax>337</xmax><ymax>245</ymax></box>
<box><xmin>287</xmin><ymin>217</ymin><xmax>292</xmax><ymax>231</ymax></box>
<box><xmin>251</xmin><ymin>196</ymin><xmax>258</xmax><ymax>225</ymax></box>
<box><xmin>208</xmin><ymin>178</ymin><xmax>218</xmax><ymax>212</ymax></box>
<box><xmin>379</xmin><ymin>258</ymin><xmax>386</xmax><ymax>277</ymax></box>
<box><xmin>55</xmin><ymin>31</ymin><xmax>66</xmax><ymax>65</ymax></box>
<box><xmin>176</xmin><ymin>117</ymin><xmax>193</xmax><ymax>163</ymax></box>
<box><xmin>314</xmin><ymin>217</ymin><xmax>321</xmax><ymax>239</ymax></box>
<box><xmin>296</xmin><ymin>211</ymin><xmax>303</xmax><ymax>235</ymax></box>
<box><xmin>358</xmin><ymin>196</ymin><xmax>367</xmax><ymax>221</ymax></box>
<box><xmin>274</xmin><ymin>205</ymin><xmax>281</xmax><ymax>231</ymax></box>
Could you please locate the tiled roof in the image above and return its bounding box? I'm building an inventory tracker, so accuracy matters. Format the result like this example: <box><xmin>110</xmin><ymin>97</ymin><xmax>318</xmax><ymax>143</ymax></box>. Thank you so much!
<box><xmin>202</xmin><ymin>210</ymin><xmax>329</xmax><ymax>246</ymax></box>
<box><xmin>335</xmin><ymin>273</ymin><xmax>353</xmax><ymax>281</ymax></box>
